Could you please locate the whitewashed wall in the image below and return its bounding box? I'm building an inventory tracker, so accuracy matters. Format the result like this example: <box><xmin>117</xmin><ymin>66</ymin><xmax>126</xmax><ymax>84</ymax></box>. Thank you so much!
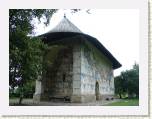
<box><xmin>80</xmin><ymin>40</ymin><xmax>115</xmax><ymax>96</ymax></box>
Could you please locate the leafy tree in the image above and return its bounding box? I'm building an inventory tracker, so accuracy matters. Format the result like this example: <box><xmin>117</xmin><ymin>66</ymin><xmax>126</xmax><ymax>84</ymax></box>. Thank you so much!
<box><xmin>114</xmin><ymin>63</ymin><xmax>139</xmax><ymax>98</ymax></box>
<box><xmin>9</xmin><ymin>9</ymin><xmax>57</xmax><ymax>104</ymax></box>
<box><xmin>114</xmin><ymin>76</ymin><xmax>124</xmax><ymax>98</ymax></box>
<box><xmin>127</xmin><ymin>63</ymin><xmax>139</xmax><ymax>98</ymax></box>
<box><xmin>9</xmin><ymin>9</ymin><xmax>84</xmax><ymax>104</ymax></box>
<box><xmin>114</xmin><ymin>71</ymin><xmax>128</xmax><ymax>99</ymax></box>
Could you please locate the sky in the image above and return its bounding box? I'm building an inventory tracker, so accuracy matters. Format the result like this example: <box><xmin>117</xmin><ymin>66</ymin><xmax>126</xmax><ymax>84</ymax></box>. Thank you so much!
<box><xmin>34</xmin><ymin>9</ymin><xmax>139</xmax><ymax>76</ymax></box>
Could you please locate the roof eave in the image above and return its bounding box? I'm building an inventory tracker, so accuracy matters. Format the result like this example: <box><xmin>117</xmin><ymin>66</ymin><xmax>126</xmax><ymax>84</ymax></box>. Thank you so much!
<box><xmin>39</xmin><ymin>32</ymin><xmax>122</xmax><ymax>70</ymax></box>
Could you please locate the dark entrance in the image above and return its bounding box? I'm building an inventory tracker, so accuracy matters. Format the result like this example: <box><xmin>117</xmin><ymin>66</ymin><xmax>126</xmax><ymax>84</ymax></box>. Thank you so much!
<box><xmin>95</xmin><ymin>82</ymin><xmax>99</xmax><ymax>100</ymax></box>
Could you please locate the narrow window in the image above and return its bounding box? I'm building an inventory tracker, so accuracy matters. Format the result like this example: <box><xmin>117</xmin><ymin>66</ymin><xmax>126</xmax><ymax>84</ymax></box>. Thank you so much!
<box><xmin>63</xmin><ymin>73</ymin><xmax>66</xmax><ymax>82</ymax></box>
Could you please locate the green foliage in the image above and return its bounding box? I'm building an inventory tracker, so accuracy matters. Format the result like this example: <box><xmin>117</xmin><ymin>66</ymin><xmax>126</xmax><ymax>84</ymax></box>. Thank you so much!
<box><xmin>9</xmin><ymin>80</ymin><xmax>35</xmax><ymax>99</ymax></box>
<box><xmin>9</xmin><ymin>27</ymin><xmax>47</xmax><ymax>88</ymax></box>
<box><xmin>9</xmin><ymin>9</ymin><xmax>57</xmax><ymax>33</ymax></box>
<box><xmin>9</xmin><ymin>9</ymin><xmax>58</xmax><ymax>104</ymax></box>
<box><xmin>114</xmin><ymin>76</ymin><xmax>125</xmax><ymax>99</ymax></box>
<box><xmin>9</xmin><ymin>9</ymin><xmax>83</xmax><ymax>104</ymax></box>
<box><xmin>114</xmin><ymin>63</ymin><xmax>139</xmax><ymax>98</ymax></box>
<box><xmin>104</xmin><ymin>99</ymin><xmax>139</xmax><ymax>106</ymax></box>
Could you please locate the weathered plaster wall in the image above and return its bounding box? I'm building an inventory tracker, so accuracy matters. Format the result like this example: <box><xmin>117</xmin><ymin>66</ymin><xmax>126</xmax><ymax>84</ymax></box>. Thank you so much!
<box><xmin>80</xmin><ymin>39</ymin><xmax>115</xmax><ymax>101</ymax></box>
<box><xmin>44</xmin><ymin>46</ymin><xmax>73</xmax><ymax>98</ymax></box>
<box><xmin>71</xmin><ymin>43</ymin><xmax>81</xmax><ymax>102</ymax></box>
<box><xmin>41</xmin><ymin>37</ymin><xmax>82</xmax><ymax>102</ymax></box>
<box><xmin>33</xmin><ymin>35</ymin><xmax>115</xmax><ymax>102</ymax></box>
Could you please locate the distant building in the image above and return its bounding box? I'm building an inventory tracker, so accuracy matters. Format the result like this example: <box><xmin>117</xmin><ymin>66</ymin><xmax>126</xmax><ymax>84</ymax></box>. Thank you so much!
<box><xmin>33</xmin><ymin>16</ymin><xmax>121</xmax><ymax>103</ymax></box>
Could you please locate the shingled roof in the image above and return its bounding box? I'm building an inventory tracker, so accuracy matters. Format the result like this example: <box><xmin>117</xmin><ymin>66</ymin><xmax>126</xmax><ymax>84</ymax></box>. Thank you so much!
<box><xmin>40</xmin><ymin>16</ymin><xmax>121</xmax><ymax>69</ymax></box>
<box><xmin>47</xmin><ymin>16</ymin><xmax>82</xmax><ymax>33</ymax></box>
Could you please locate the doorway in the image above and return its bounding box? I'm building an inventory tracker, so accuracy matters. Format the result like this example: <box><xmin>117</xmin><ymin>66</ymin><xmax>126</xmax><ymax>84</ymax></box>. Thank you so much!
<box><xmin>95</xmin><ymin>82</ymin><xmax>99</xmax><ymax>100</ymax></box>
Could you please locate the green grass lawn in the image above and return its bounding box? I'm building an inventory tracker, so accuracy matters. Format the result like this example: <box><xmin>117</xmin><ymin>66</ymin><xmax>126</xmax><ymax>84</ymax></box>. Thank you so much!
<box><xmin>104</xmin><ymin>99</ymin><xmax>139</xmax><ymax>106</ymax></box>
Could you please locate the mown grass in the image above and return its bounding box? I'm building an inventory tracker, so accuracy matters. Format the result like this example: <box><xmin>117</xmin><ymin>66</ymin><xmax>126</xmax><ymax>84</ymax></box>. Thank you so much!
<box><xmin>104</xmin><ymin>98</ymin><xmax>139</xmax><ymax>106</ymax></box>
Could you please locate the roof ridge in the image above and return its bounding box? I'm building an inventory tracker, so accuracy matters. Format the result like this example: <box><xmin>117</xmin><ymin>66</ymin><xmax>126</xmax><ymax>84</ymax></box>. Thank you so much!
<box><xmin>65</xmin><ymin>17</ymin><xmax>82</xmax><ymax>31</ymax></box>
<box><xmin>47</xmin><ymin>17</ymin><xmax>82</xmax><ymax>33</ymax></box>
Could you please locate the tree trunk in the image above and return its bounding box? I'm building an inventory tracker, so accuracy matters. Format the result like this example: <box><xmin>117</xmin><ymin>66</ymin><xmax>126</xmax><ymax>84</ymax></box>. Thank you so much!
<box><xmin>19</xmin><ymin>80</ymin><xmax>24</xmax><ymax>105</ymax></box>
<box><xmin>119</xmin><ymin>93</ymin><xmax>122</xmax><ymax>99</ymax></box>
<box><xmin>19</xmin><ymin>95</ymin><xmax>23</xmax><ymax>105</ymax></box>
<box><xmin>18</xmin><ymin>86</ymin><xmax>24</xmax><ymax>105</ymax></box>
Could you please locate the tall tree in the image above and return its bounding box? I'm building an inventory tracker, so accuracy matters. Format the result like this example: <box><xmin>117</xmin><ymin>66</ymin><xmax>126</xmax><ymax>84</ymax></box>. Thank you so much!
<box><xmin>9</xmin><ymin>9</ymin><xmax>57</xmax><ymax>104</ymax></box>
<box><xmin>127</xmin><ymin>63</ymin><xmax>139</xmax><ymax>98</ymax></box>
<box><xmin>9</xmin><ymin>9</ymin><xmax>84</xmax><ymax>104</ymax></box>
<box><xmin>114</xmin><ymin>76</ymin><xmax>124</xmax><ymax>99</ymax></box>
<box><xmin>114</xmin><ymin>63</ymin><xmax>139</xmax><ymax>98</ymax></box>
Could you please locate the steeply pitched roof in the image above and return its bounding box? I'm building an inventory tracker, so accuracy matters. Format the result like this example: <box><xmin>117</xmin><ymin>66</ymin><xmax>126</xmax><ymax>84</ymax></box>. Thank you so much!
<box><xmin>40</xmin><ymin>17</ymin><xmax>122</xmax><ymax>69</ymax></box>
<box><xmin>47</xmin><ymin>16</ymin><xmax>82</xmax><ymax>34</ymax></box>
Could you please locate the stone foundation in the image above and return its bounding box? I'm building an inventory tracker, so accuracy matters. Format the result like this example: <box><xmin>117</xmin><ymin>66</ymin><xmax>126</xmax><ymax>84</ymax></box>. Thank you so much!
<box><xmin>33</xmin><ymin>93</ymin><xmax>49</xmax><ymax>102</ymax></box>
<box><xmin>71</xmin><ymin>94</ymin><xmax>114</xmax><ymax>103</ymax></box>
<box><xmin>33</xmin><ymin>94</ymin><xmax>41</xmax><ymax>102</ymax></box>
<box><xmin>100</xmin><ymin>94</ymin><xmax>115</xmax><ymax>100</ymax></box>
<box><xmin>33</xmin><ymin>93</ymin><xmax>115</xmax><ymax>103</ymax></box>
<box><xmin>71</xmin><ymin>95</ymin><xmax>81</xmax><ymax>103</ymax></box>
<box><xmin>71</xmin><ymin>95</ymin><xmax>96</xmax><ymax>103</ymax></box>
<box><xmin>81</xmin><ymin>95</ymin><xmax>96</xmax><ymax>103</ymax></box>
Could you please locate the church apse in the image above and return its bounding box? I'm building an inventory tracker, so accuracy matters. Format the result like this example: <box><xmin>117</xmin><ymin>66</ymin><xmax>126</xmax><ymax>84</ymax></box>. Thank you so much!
<box><xmin>33</xmin><ymin>16</ymin><xmax>121</xmax><ymax>103</ymax></box>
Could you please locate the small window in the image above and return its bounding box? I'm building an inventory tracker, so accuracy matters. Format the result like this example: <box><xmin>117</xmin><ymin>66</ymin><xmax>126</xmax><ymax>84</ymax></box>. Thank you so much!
<box><xmin>63</xmin><ymin>74</ymin><xmax>66</xmax><ymax>82</ymax></box>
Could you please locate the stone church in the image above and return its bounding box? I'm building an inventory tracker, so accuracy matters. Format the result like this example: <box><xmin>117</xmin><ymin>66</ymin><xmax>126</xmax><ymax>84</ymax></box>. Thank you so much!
<box><xmin>33</xmin><ymin>16</ymin><xmax>121</xmax><ymax>103</ymax></box>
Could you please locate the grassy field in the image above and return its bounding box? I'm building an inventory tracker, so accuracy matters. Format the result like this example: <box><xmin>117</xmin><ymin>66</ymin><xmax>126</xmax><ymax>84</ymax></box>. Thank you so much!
<box><xmin>104</xmin><ymin>99</ymin><xmax>139</xmax><ymax>106</ymax></box>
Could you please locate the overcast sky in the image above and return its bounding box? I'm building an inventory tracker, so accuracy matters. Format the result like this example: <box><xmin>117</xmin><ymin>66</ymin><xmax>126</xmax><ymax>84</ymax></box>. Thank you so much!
<box><xmin>34</xmin><ymin>9</ymin><xmax>139</xmax><ymax>76</ymax></box>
